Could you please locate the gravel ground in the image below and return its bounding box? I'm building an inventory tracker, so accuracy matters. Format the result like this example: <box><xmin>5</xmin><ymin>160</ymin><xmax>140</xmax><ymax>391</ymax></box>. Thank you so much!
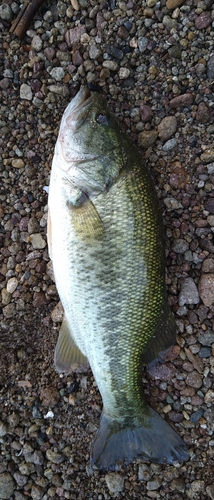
<box><xmin>1</xmin><ymin>0</ymin><xmax>214</xmax><ymax>498</ymax></box>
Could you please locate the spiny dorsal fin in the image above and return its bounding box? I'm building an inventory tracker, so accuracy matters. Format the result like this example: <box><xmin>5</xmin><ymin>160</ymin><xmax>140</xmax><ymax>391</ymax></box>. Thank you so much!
<box><xmin>54</xmin><ymin>316</ymin><xmax>88</xmax><ymax>373</ymax></box>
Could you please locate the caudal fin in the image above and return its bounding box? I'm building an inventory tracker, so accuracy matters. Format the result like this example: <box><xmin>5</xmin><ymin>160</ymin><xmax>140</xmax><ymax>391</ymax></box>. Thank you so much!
<box><xmin>90</xmin><ymin>408</ymin><xmax>189</xmax><ymax>471</ymax></box>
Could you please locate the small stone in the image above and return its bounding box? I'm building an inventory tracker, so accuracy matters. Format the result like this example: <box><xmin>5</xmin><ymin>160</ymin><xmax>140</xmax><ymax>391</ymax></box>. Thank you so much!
<box><xmin>40</xmin><ymin>386</ymin><xmax>60</xmax><ymax>406</ymax></box>
<box><xmin>204</xmin><ymin>198</ymin><xmax>214</xmax><ymax>214</ymax></box>
<box><xmin>198</xmin><ymin>274</ymin><xmax>214</xmax><ymax>307</ymax></box>
<box><xmin>179</xmin><ymin>277</ymin><xmax>199</xmax><ymax>306</ymax></box>
<box><xmin>65</xmin><ymin>26</ymin><xmax>86</xmax><ymax>47</ymax></box>
<box><xmin>163</xmin><ymin>197</ymin><xmax>182</xmax><ymax>210</ymax></box>
<box><xmin>29</xmin><ymin>233</ymin><xmax>46</xmax><ymax>249</ymax></box>
<box><xmin>186</xmin><ymin>371</ymin><xmax>202</xmax><ymax>389</ymax></box>
<box><xmin>6</xmin><ymin>277</ymin><xmax>18</xmax><ymax>294</ymax></box>
<box><xmin>166</xmin><ymin>0</ymin><xmax>184</xmax><ymax>7</ymax></box>
<box><xmin>139</xmin><ymin>104</ymin><xmax>153</xmax><ymax>122</ymax></box>
<box><xmin>12</xmin><ymin>158</ymin><xmax>25</xmax><ymax>169</ymax></box>
<box><xmin>3</xmin><ymin>303</ymin><xmax>16</xmax><ymax>318</ymax></box>
<box><xmin>158</xmin><ymin>116</ymin><xmax>177</xmax><ymax>141</ymax></box>
<box><xmin>198</xmin><ymin>331</ymin><xmax>214</xmax><ymax>346</ymax></box>
<box><xmin>119</xmin><ymin>67</ymin><xmax>130</xmax><ymax>79</ymax></box>
<box><xmin>172</xmin><ymin>239</ymin><xmax>189</xmax><ymax>253</ymax></box>
<box><xmin>102</xmin><ymin>60</ymin><xmax>118</xmax><ymax>71</ymax></box>
<box><xmin>31</xmin><ymin>35</ymin><xmax>43</xmax><ymax>52</ymax></box>
<box><xmin>51</xmin><ymin>301</ymin><xmax>64</xmax><ymax>322</ymax></box>
<box><xmin>196</xmin><ymin>102</ymin><xmax>210</xmax><ymax>123</ymax></box>
<box><xmin>0</xmin><ymin>4</ymin><xmax>12</xmax><ymax>20</ymax></box>
<box><xmin>20</xmin><ymin>83</ymin><xmax>33</xmax><ymax>101</ymax></box>
<box><xmin>170</xmin><ymin>94</ymin><xmax>194</xmax><ymax>108</ymax></box>
<box><xmin>71</xmin><ymin>0</ymin><xmax>80</xmax><ymax>9</ymax></box>
<box><xmin>31</xmin><ymin>485</ymin><xmax>45</xmax><ymax>500</ymax></box>
<box><xmin>28</xmin><ymin>217</ymin><xmax>40</xmax><ymax>234</ymax></box>
<box><xmin>138</xmin><ymin>464</ymin><xmax>152</xmax><ymax>481</ymax></box>
<box><xmin>44</xmin><ymin>47</ymin><xmax>56</xmax><ymax>60</ymax></box>
<box><xmin>138</xmin><ymin>36</ymin><xmax>148</xmax><ymax>52</ymax></box>
<box><xmin>138</xmin><ymin>130</ymin><xmax>158</xmax><ymax>148</ymax></box>
<box><xmin>0</xmin><ymin>472</ymin><xmax>15</xmax><ymax>499</ymax></box>
<box><xmin>195</xmin><ymin>12</ymin><xmax>211</xmax><ymax>30</ymax></box>
<box><xmin>33</xmin><ymin>291</ymin><xmax>48</xmax><ymax>307</ymax></box>
<box><xmin>201</xmin><ymin>150</ymin><xmax>214</xmax><ymax>163</ymax></box>
<box><xmin>162</xmin><ymin>138</ymin><xmax>177</xmax><ymax>151</ymax></box>
<box><xmin>105</xmin><ymin>473</ymin><xmax>124</xmax><ymax>493</ymax></box>
<box><xmin>50</xmin><ymin>67</ymin><xmax>65</xmax><ymax>82</ymax></box>
<box><xmin>207</xmin><ymin>55</ymin><xmax>214</xmax><ymax>79</ymax></box>
<box><xmin>202</xmin><ymin>258</ymin><xmax>214</xmax><ymax>273</ymax></box>
<box><xmin>146</xmin><ymin>479</ymin><xmax>161</xmax><ymax>491</ymax></box>
<box><xmin>1</xmin><ymin>289</ymin><xmax>11</xmax><ymax>305</ymax></box>
<box><xmin>118</xmin><ymin>25</ymin><xmax>129</xmax><ymax>39</ymax></box>
<box><xmin>89</xmin><ymin>43</ymin><xmax>102</xmax><ymax>60</ymax></box>
<box><xmin>147</xmin><ymin>0</ymin><xmax>157</xmax><ymax>6</ymax></box>
<box><xmin>0</xmin><ymin>420</ymin><xmax>7</xmax><ymax>437</ymax></box>
<box><xmin>46</xmin><ymin>449</ymin><xmax>64</xmax><ymax>464</ymax></box>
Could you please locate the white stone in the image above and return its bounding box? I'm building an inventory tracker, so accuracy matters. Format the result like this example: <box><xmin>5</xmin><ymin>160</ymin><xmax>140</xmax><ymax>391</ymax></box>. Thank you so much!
<box><xmin>20</xmin><ymin>83</ymin><xmax>33</xmax><ymax>101</ymax></box>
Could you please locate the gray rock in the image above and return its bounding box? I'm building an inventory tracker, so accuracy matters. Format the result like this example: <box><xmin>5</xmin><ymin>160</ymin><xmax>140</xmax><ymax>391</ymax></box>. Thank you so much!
<box><xmin>49</xmin><ymin>67</ymin><xmax>65</xmax><ymax>82</ymax></box>
<box><xmin>0</xmin><ymin>472</ymin><xmax>15</xmax><ymax>499</ymax></box>
<box><xmin>162</xmin><ymin>138</ymin><xmax>177</xmax><ymax>151</ymax></box>
<box><xmin>179</xmin><ymin>277</ymin><xmax>199</xmax><ymax>306</ymax></box>
<box><xmin>198</xmin><ymin>274</ymin><xmax>214</xmax><ymax>307</ymax></box>
<box><xmin>0</xmin><ymin>420</ymin><xmax>7</xmax><ymax>437</ymax></box>
<box><xmin>105</xmin><ymin>473</ymin><xmax>124</xmax><ymax>493</ymax></box>
<box><xmin>138</xmin><ymin>36</ymin><xmax>148</xmax><ymax>52</ymax></box>
<box><xmin>172</xmin><ymin>239</ymin><xmax>189</xmax><ymax>253</ymax></box>
<box><xmin>0</xmin><ymin>4</ymin><xmax>12</xmax><ymax>21</ymax></box>
<box><xmin>20</xmin><ymin>83</ymin><xmax>33</xmax><ymax>101</ymax></box>
<box><xmin>158</xmin><ymin>116</ymin><xmax>177</xmax><ymax>141</ymax></box>
<box><xmin>138</xmin><ymin>464</ymin><xmax>152</xmax><ymax>481</ymax></box>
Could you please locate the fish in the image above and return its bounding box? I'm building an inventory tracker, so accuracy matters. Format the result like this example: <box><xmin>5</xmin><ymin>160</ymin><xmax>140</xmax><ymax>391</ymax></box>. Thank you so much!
<box><xmin>47</xmin><ymin>87</ymin><xmax>189</xmax><ymax>470</ymax></box>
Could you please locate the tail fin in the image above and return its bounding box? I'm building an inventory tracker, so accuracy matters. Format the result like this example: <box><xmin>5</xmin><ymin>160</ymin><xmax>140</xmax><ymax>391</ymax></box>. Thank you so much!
<box><xmin>90</xmin><ymin>408</ymin><xmax>189</xmax><ymax>471</ymax></box>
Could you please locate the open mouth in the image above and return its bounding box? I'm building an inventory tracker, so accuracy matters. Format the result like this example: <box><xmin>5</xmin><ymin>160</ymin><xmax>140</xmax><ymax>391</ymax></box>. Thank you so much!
<box><xmin>64</xmin><ymin>87</ymin><xmax>96</xmax><ymax>130</ymax></box>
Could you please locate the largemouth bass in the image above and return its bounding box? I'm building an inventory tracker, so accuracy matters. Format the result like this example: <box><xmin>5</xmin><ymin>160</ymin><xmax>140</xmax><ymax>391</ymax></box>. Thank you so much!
<box><xmin>48</xmin><ymin>87</ymin><xmax>189</xmax><ymax>470</ymax></box>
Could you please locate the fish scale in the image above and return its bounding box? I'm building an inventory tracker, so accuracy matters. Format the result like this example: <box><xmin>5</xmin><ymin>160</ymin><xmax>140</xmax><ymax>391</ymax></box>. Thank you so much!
<box><xmin>48</xmin><ymin>87</ymin><xmax>189</xmax><ymax>470</ymax></box>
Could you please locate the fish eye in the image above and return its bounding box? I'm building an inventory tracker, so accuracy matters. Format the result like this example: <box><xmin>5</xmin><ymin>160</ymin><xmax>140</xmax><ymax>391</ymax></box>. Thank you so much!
<box><xmin>95</xmin><ymin>112</ymin><xmax>109</xmax><ymax>126</ymax></box>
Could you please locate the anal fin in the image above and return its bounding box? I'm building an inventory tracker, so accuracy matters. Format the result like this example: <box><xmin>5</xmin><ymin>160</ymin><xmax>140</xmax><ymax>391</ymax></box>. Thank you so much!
<box><xmin>54</xmin><ymin>316</ymin><xmax>88</xmax><ymax>373</ymax></box>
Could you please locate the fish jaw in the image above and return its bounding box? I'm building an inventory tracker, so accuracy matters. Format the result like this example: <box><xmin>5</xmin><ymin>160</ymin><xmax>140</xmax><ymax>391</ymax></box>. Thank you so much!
<box><xmin>90</xmin><ymin>409</ymin><xmax>189</xmax><ymax>471</ymax></box>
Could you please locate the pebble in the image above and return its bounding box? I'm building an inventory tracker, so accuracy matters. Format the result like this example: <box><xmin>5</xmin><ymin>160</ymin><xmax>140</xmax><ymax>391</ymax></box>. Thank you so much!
<box><xmin>196</xmin><ymin>102</ymin><xmax>210</xmax><ymax>123</ymax></box>
<box><xmin>29</xmin><ymin>233</ymin><xmax>46</xmax><ymax>249</ymax></box>
<box><xmin>166</xmin><ymin>0</ymin><xmax>184</xmax><ymax>7</ymax></box>
<box><xmin>11</xmin><ymin>158</ymin><xmax>25</xmax><ymax>169</ymax></box>
<box><xmin>0</xmin><ymin>4</ymin><xmax>12</xmax><ymax>21</ymax></box>
<box><xmin>179</xmin><ymin>277</ymin><xmax>200</xmax><ymax>306</ymax></box>
<box><xmin>51</xmin><ymin>301</ymin><xmax>64</xmax><ymax>322</ymax></box>
<box><xmin>65</xmin><ymin>26</ymin><xmax>86</xmax><ymax>46</ymax></box>
<box><xmin>40</xmin><ymin>386</ymin><xmax>60</xmax><ymax>406</ymax></box>
<box><xmin>119</xmin><ymin>67</ymin><xmax>131</xmax><ymax>79</ymax></box>
<box><xmin>6</xmin><ymin>277</ymin><xmax>18</xmax><ymax>294</ymax></box>
<box><xmin>139</xmin><ymin>103</ymin><xmax>153</xmax><ymax>122</ymax></box>
<box><xmin>138</xmin><ymin>130</ymin><xmax>158</xmax><ymax>148</ymax></box>
<box><xmin>49</xmin><ymin>67</ymin><xmax>65</xmax><ymax>82</ymax></box>
<box><xmin>138</xmin><ymin>37</ymin><xmax>148</xmax><ymax>53</ymax></box>
<box><xmin>158</xmin><ymin>116</ymin><xmax>177</xmax><ymax>141</ymax></box>
<box><xmin>46</xmin><ymin>449</ymin><xmax>64</xmax><ymax>464</ymax></box>
<box><xmin>102</xmin><ymin>60</ymin><xmax>118</xmax><ymax>71</ymax></box>
<box><xmin>207</xmin><ymin>55</ymin><xmax>214</xmax><ymax>79</ymax></box>
<box><xmin>105</xmin><ymin>473</ymin><xmax>124</xmax><ymax>493</ymax></box>
<box><xmin>172</xmin><ymin>238</ymin><xmax>189</xmax><ymax>253</ymax></box>
<box><xmin>138</xmin><ymin>464</ymin><xmax>152</xmax><ymax>481</ymax></box>
<box><xmin>0</xmin><ymin>420</ymin><xmax>7</xmax><ymax>437</ymax></box>
<box><xmin>0</xmin><ymin>473</ymin><xmax>15</xmax><ymax>499</ymax></box>
<box><xmin>186</xmin><ymin>371</ymin><xmax>202</xmax><ymax>389</ymax></box>
<box><xmin>162</xmin><ymin>138</ymin><xmax>177</xmax><ymax>151</ymax></box>
<box><xmin>169</xmin><ymin>94</ymin><xmax>194</xmax><ymax>108</ymax></box>
<box><xmin>195</xmin><ymin>12</ymin><xmax>212</xmax><ymax>30</ymax></box>
<box><xmin>20</xmin><ymin>83</ymin><xmax>33</xmax><ymax>101</ymax></box>
<box><xmin>198</xmin><ymin>274</ymin><xmax>214</xmax><ymax>307</ymax></box>
<box><xmin>31</xmin><ymin>35</ymin><xmax>43</xmax><ymax>52</ymax></box>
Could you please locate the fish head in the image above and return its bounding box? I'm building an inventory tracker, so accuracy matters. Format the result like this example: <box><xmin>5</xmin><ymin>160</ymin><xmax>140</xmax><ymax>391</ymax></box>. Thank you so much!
<box><xmin>55</xmin><ymin>87</ymin><xmax>132</xmax><ymax>196</ymax></box>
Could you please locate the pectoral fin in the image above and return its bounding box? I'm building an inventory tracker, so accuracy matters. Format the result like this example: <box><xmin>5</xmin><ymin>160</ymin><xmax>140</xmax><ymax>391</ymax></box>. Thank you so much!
<box><xmin>54</xmin><ymin>316</ymin><xmax>88</xmax><ymax>373</ymax></box>
<box><xmin>70</xmin><ymin>195</ymin><xmax>105</xmax><ymax>241</ymax></box>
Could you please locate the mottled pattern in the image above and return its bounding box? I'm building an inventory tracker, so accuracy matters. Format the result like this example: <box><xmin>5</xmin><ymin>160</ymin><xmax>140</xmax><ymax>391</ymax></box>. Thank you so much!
<box><xmin>48</xmin><ymin>88</ymin><xmax>188</xmax><ymax>468</ymax></box>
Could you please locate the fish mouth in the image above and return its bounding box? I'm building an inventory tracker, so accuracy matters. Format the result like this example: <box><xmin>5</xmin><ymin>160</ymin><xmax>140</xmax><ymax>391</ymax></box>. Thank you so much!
<box><xmin>63</xmin><ymin>87</ymin><xmax>97</xmax><ymax>130</ymax></box>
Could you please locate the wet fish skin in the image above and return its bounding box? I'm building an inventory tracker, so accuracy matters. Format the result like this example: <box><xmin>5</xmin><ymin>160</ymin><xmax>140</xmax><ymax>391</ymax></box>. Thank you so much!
<box><xmin>48</xmin><ymin>87</ymin><xmax>189</xmax><ymax>470</ymax></box>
